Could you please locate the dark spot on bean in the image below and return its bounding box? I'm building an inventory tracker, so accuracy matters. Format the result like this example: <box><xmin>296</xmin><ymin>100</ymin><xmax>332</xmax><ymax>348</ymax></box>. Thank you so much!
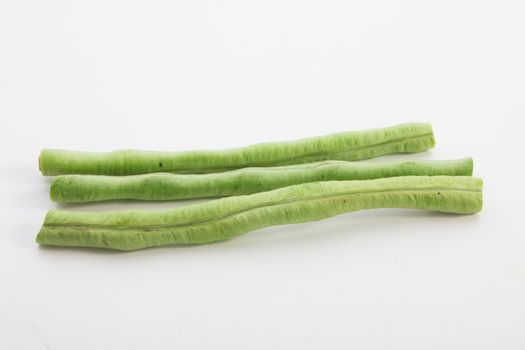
<box><xmin>159</xmin><ymin>162</ymin><xmax>163</xmax><ymax>168</ymax></box>
<box><xmin>343</xmin><ymin>199</ymin><xmax>347</xmax><ymax>204</ymax></box>
<box><xmin>437</xmin><ymin>192</ymin><xmax>441</xmax><ymax>195</ymax></box>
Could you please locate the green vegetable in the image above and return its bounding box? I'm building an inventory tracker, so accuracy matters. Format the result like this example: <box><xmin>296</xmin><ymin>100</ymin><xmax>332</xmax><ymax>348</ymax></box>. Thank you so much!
<box><xmin>36</xmin><ymin>176</ymin><xmax>483</xmax><ymax>251</ymax></box>
<box><xmin>50</xmin><ymin>158</ymin><xmax>473</xmax><ymax>203</ymax></box>
<box><xmin>39</xmin><ymin>123</ymin><xmax>435</xmax><ymax>176</ymax></box>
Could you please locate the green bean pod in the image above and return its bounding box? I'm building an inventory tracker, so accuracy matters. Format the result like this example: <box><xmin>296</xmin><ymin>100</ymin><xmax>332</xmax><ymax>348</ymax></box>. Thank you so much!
<box><xmin>37</xmin><ymin>176</ymin><xmax>483</xmax><ymax>250</ymax></box>
<box><xmin>50</xmin><ymin>158</ymin><xmax>473</xmax><ymax>203</ymax></box>
<box><xmin>39</xmin><ymin>123</ymin><xmax>435</xmax><ymax>176</ymax></box>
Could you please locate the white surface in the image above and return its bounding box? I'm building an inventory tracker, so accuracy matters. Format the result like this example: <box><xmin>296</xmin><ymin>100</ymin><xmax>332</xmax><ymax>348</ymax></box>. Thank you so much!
<box><xmin>1</xmin><ymin>1</ymin><xmax>524</xmax><ymax>349</ymax></box>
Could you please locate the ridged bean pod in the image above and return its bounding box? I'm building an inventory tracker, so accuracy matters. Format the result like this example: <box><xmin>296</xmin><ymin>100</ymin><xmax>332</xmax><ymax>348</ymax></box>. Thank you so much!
<box><xmin>39</xmin><ymin>123</ymin><xmax>435</xmax><ymax>176</ymax></box>
<box><xmin>36</xmin><ymin>176</ymin><xmax>483</xmax><ymax>251</ymax></box>
<box><xmin>50</xmin><ymin>158</ymin><xmax>473</xmax><ymax>203</ymax></box>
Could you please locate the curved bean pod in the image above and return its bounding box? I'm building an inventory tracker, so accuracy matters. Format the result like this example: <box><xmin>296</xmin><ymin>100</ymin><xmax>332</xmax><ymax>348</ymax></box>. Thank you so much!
<box><xmin>39</xmin><ymin>123</ymin><xmax>435</xmax><ymax>176</ymax></box>
<box><xmin>37</xmin><ymin>176</ymin><xmax>483</xmax><ymax>250</ymax></box>
<box><xmin>50</xmin><ymin>158</ymin><xmax>473</xmax><ymax>203</ymax></box>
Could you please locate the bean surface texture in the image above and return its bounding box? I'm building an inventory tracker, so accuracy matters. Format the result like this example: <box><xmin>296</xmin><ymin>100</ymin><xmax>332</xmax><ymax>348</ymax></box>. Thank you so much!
<box><xmin>39</xmin><ymin>123</ymin><xmax>435</xmax><ymax>176</ymax></box>
<box><xmin>50</xmin><ymin>158</ymin><xmax>473</xmax><ymax>203</ymax></box>
<box><xmin>37</xmin><ymin>176</ymin><xmax>483</xmax><ymax>250</ymax></box>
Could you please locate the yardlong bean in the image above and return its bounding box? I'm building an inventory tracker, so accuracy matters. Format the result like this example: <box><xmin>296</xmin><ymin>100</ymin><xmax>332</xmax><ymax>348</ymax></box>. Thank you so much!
<box><xmin>36</xmin><ymin>176</ymin><xmax>483</xmax><ymax>250</ymax></box>
<box><xmin>39</xmin><ymin>123</ymin><xmax>435</xmax><ymax>176</ymax></box>
<box><xmin>50</xmin><ymin>158</ymin><xmax>473</xmax><ymax>203</ymax></box>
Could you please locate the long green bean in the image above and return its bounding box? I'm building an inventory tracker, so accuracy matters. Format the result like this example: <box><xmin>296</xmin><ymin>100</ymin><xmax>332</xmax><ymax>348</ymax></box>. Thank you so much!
<box><xmin>50</xmin><ymin>158</ymin><xmax>473</xmax><ymax>203</ymax></box>
<box><xmin>39</xmin><ymin>123</ymin><xmax>435</xmax><ymax>176</ymax></box>
<box><xmin>36</xmin><ymin>176</ymin><xmax>483</xmax><ymax>250</ymax></box>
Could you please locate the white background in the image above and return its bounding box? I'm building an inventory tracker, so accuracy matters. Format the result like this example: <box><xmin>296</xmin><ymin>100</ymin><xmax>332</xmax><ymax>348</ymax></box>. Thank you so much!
<box><xmin>1</xmin><ymin>1</ymin><xmax>524</xmax><ymax>349</ymax></box>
